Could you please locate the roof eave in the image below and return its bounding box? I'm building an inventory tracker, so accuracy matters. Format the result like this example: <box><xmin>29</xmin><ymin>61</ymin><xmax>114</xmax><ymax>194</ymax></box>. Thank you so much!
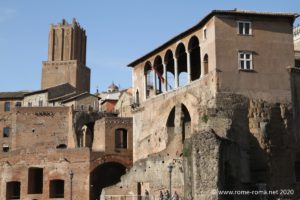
<box><xmin>127</xmin><ymin>10</ymin><xmax>298</xmax><ymax>68</ymax></box>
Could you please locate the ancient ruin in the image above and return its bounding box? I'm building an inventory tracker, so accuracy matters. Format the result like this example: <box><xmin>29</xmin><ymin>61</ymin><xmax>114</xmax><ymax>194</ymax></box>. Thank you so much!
<box><xmin>0</xmin><ymin>19</ymin><xmax>132</xmax><ymax>200</ymax></box>
<box><xmin>0</xmin><ymin>9</ymin><xmax>300</xmax><ymax>200</ymax></box>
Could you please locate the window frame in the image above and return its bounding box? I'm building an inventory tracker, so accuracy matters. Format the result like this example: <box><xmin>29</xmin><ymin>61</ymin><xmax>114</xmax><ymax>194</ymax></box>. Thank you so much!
<box><xmin>237</xmin><ymin>20</ymin><xmax>252</xmax><ymax>35</ymax></box>
<box><xmin>2</xmin><ymin>144</ymin><xmax>9</xmax><ymax>152</ymax></box>
<box><xmin>4</xmin><ymin>102</ymin><xmax>10</xmax><ymax>112</ymax></box>
<box><xmin>238</xmin><ymin>51</ymin><xmax>253</xmax><ymax>71</ymax></box>
<box><xmin>3</xmin><ymin>127</ymin><xmax>10</xmax><ymax>138</ymax></box>
<box><xmin>38</xmin><ymin>100</ymin><xmax>43</xmax><ymax>107</ymax></box>
<box><xmin>15</xmin><ymin>101</ymin><xmax>22</xmax><ymax>108</ymax></box>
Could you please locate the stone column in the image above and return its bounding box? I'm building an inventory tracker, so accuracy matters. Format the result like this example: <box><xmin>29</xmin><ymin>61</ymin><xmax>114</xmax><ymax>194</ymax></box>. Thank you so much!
<box><xmin>152</xmin><ymin>70</ymin><xmax>157</xmax><ymax>95</ymax></box>
<box><xmin>200</xmin><ymin>49</ymin><xmax>204</xmax><ymax>78</ymax></box>
<box><xmin>174</xmin><ymin>56</ymin><xmax>179</xmax><ymax>88</ymax></box>
<box><xmin>144</xmin><ymin>74</ymin><xmax>147</xmax><ymax>99</ymax></box>
<box><xmin>187</xmin><ymin>50</ymin><xmax>191</xmax><ymax>83</ymax></box>
<box><xmin>163</xmin><ymin>62</ymin><xmax>168</xmax><ymax>92</ymax></box>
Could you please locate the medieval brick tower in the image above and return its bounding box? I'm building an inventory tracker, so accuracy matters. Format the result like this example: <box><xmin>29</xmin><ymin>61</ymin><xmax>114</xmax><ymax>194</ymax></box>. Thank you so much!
<box><xmin>41</xmin><ymin>19</ymin><xmax>90</xmax><ymax>93</ymax></box>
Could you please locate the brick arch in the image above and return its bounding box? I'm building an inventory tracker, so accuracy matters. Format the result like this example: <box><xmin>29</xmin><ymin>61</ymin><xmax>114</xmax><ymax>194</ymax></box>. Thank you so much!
<box><xmin>177</xmin><ymin>93</ymin><xmax>199</xmax><ymax>132</ymax></box>
<box><xmin>90</xmin><ymin>161</ymin><xmax>127</xmax><ymax>200</ymax></box>
<box><xmin>164</xmin><ymin>93</ymin><xmax>198</xmax><ymax>134</ymax></box>
<box><xmin>90</xmin><ymin>154</ymin><xmax>132</xmax><ymax>172</ymax></box>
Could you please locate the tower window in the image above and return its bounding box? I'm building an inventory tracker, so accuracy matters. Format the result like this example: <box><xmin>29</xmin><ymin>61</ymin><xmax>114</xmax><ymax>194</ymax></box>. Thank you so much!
<box><xmin>237</xmin><ymin>21</ymin><xmax>252</xmax><ymax>35</ymax></box>
<box><xmin>4</xmin><ymin>102</ymin><xmax>10</xmax><ymax>112</ymax></box>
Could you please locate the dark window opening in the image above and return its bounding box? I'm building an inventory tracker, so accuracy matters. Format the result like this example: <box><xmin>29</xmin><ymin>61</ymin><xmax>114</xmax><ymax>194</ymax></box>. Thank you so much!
<box><xmin>4</xmin><ymin>102</ymin><xmax>10</xmax><ymax>112</ymax></box>
<box><xmin>295</xmin><ymin>60</ymin><xmax>300</xmax><ymax>68</ymax></box>
<box><xmin>115</xmin><ymin>128</ymin><xmax>127</xmax><ymax>149</ymax></box>
<box><xmin>295</xmin><ymin>161</ymin><xmax>300</xmax><ymax>182</ymax></box>
<box><xmin>238</xmin><ymin>21</ymin><xmax>251</xmax><ymax>35</ymax></box>
<box><xmin>166</xmin><ymin>107</ymin><xmax>176</xmax><ymax>127</ymax></box>
<box><xmin>135</xmin><ymin>90</ymin><xmax>139</xmax><ymax>105</ymax></box>
<box><xmin>15</xmin><ymin>102</ymin><xmax>22</xmax><ymax>108</ymax></box>
<box><xmin>3</xmin><ymin>145</ymin><xmax>9</xmax><ymax>152</ymax></box>
<box><xmin>28</xmin><ymin>167</ymin><xmax>43</xmax><ymax>194</ymax></box>
<box><xmin>204</xmin><ymin>54</ymin><xmax>209</xmax><ymax>75</ymax></box>
<box><xmin>38</xmin><ymin>100</ymin><xmax>43</xmax><ymax>107</ymax></box>
<box><xmin>56</xmin><ymin>144</ymin><xmax>67</xmax><ymax>149</ymax></box>
<box><xmin>181</xmin><ymin>104</ymin><xmax>191</xmax><ymax>143</ymax></box>
<box><xmin>137</xmin><ymin>182</ymin><xmax>142</xmax><ymax>200</ymax></box>
<box><xmin>49</xmin><ymin>180</ymin><xmax>64</xmax><ymax>198</ymax></box>
<box><xmin>28</xmin><ymin>102</ymin><xmax>32</xmax><ymax>107</ymax></box>
<box><xmin>3</xmin><ymin>127</ymin><xmax>10</xmax><ymax>137</ymax></box>
<box><xmin>6</xmin><ymin>181</ymin><xmax>21</xmax><ymax>200</ymax></box>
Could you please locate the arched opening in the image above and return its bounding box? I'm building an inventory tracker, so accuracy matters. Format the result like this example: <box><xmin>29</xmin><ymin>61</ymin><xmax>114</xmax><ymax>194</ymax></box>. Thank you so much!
<box><xmin>166</xmin><ymin>107</ymin><xmax>175</xmax><ymax>127</ymax></box>
<box><xmin>115</xmin><ymin>128</ymin><xmax>128</xmax><ymax>149</ymax></box>
<box><xmin>188</xmin><ymin>36</ymin><xmax>201</xmax><ymax>80</ymax></box>
<box><xmin>144</xmin><ymin>61</ymin><xmax>154</xmax><ymax>98</ymax></box>
<box><xmin>175</xmin><ymin>43</ymin><xmax>187</xmax><ymax>87</ymax></box>
<box><xmin>136</xmin><ymin>90</ymin><xmax>139</xmax><ymax>104</ymax></box>
<box><xmin>79</xmin><ymin>124</ymin><xmax>93</xmax><ymax>148</ymax></box>
<box><xmin>181</xmin><ymin>104</ymin><xmax>191</xmax><ymax>143</ymax></box>
<box><xmin>90</xmin><ymin>162</ymin><xmax>126</xmax><ymax>200</ymax></box>
<box><xmin>164</xmin><ymin>50</ymin><xmax>175</xmax><ymax>90</ymax></box>
<box><xmin>203</xmin><ymin>54</ymin><xmax>209</xmax><ymax>75</ymax></box>
<box><xmin>153</xmin><ymin>56</ymin><xmax>164</xmax><ymax>94</ymax></box>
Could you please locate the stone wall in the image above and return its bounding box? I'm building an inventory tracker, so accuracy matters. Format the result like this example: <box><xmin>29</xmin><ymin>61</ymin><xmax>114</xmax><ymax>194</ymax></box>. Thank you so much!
<box><xmin>12</xmin><ymin>107</ymin><xmax>72</xmax><ymax>151</ymax></box>
<box><xmin>0</xmin><ymin>100</ymin><xmax>22</xmax><ymax>154</ymax></box>
<box><xmin>0</xmin><ymin>148</ymin><xmax>90</xmax><ymax>200</ymax></box>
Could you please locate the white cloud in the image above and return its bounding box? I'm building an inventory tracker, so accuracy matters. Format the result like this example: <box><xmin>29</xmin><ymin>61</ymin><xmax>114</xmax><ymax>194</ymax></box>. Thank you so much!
<box><xmin>0</xmin><ymin>8</ymin><xmax>17</xmax><ymax>23</ymax></box>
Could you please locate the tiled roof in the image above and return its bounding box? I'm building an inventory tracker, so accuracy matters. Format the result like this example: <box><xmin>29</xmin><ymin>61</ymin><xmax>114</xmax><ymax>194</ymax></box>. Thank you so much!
<box><xmin>24</xmin><ymin>83</ymin><xmax>77</xmax><ymax>100</ymax></box>
<box><xmin>0</xmin><ymin>92</ymin><xmax>28</xmax><ymax>99</ymax></box>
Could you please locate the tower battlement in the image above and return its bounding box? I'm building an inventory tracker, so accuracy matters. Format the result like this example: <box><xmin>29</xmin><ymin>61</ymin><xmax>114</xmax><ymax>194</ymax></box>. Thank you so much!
<box><xmin>42</xmin><ymin>19</ymin><xmax>90</xmax><ymax>93</ymax></box>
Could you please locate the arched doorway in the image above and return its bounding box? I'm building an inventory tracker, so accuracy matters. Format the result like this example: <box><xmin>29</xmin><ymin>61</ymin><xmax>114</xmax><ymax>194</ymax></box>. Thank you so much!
<box><xmin>90</xmin><ymin>162</ymin><xmax>126</xmax><ymax>200</ymax></box>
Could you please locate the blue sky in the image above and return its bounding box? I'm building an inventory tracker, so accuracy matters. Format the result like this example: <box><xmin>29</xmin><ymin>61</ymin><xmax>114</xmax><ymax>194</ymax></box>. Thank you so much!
<box><xmin>0</xmin><ymin>1</ymin><xmax>299</xmax><ymax>93</ymax></box>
